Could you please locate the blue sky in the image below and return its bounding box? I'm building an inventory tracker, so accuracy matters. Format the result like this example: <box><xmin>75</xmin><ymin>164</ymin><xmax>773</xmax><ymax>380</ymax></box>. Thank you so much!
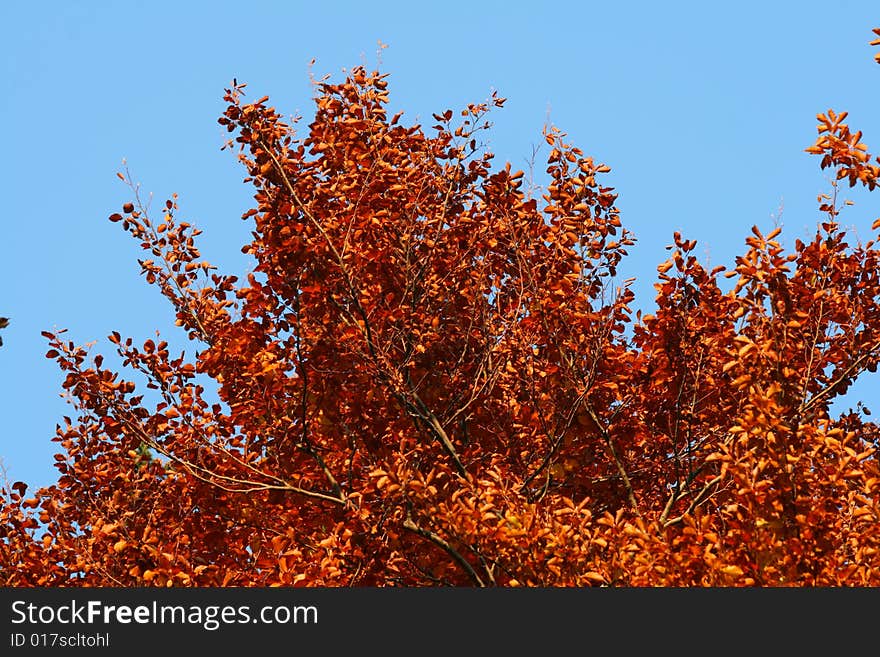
<box><xmin>2</xmin><ymin>1</ymin><xmax>878</xmax><ymax>490</ymax></box>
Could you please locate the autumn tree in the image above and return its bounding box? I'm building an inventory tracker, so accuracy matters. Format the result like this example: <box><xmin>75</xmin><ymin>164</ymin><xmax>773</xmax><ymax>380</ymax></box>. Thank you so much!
<box><xmin>3</xmin><ymin>29</ymin><xmax>880</xmax><ymax>587</ymax></box>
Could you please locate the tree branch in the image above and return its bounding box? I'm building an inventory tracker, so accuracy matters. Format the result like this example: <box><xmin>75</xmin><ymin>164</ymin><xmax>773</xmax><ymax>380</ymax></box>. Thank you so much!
<box><xmin>402</xmin><ymin>514</ymin><xmax>485</xmax><ymax>587</ymax></box>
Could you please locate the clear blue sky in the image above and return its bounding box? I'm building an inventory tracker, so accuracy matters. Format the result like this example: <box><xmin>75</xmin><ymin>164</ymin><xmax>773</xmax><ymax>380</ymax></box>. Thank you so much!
<box><xmin>2</xmin><ymin>1</ymin><xmax>878</xmax><ymax>490</ymax></box>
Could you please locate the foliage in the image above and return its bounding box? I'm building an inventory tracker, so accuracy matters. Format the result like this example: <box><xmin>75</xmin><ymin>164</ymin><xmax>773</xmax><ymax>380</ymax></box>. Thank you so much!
<box><xmin>3</xmin><ymin>29</ymin><xmax>880</xmax><ymax>587</ymax></box>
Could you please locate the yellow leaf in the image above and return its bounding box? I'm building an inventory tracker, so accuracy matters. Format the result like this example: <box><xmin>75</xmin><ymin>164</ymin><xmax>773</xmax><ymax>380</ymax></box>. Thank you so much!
<box><xmin>113</xmin><ymin>539</ymin><xmax>128</xmax><ymax>553</ymax></box>
<box><xmin>720</xmin><ymin>565</ymin><xmax>743</xmax><ymax>577</ymax></box>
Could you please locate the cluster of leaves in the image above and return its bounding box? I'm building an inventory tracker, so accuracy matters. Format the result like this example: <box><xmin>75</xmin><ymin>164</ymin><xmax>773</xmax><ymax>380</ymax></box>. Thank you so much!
<box><xmin>3</xmin><ymin>30</ymin><xmax>880</xmax><ymax>587</ymax></box>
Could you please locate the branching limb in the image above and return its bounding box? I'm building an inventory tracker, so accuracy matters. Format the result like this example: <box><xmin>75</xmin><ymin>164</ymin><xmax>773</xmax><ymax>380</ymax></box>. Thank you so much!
<box><xmin>402</xmin><ymin>514</ymin><xmax>485</xmax><ymax>587</ymax></box>
<box><xmin>661</xmin><ymin>475</ymin><xmax>723</xmax><ymax>528</ymax></box>
<box><xmin>585</xmin><ymin>403</ymin><xmax>641</xmax><ymax>517</ymax></box>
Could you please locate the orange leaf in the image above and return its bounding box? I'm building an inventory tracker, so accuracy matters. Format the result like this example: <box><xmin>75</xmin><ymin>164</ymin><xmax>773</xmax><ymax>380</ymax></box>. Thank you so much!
<box><xmin>584</xmin><ymin>571</ymin><xmax>606</xmax><ymax>584</ymax></box>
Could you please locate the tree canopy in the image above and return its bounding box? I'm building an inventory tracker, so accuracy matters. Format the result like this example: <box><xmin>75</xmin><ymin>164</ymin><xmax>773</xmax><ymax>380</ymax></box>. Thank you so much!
<box><xmin>3</xmin><ymin>29</ymin><xmax>880</xmax><ymax>587</ymax></box>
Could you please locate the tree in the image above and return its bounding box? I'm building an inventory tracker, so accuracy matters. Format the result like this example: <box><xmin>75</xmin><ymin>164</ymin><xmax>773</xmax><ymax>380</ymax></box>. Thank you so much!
<box><xmin>3</xmin><ymin>29</ymin><xmax>880</xmax><ymax>587</ymax></box>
